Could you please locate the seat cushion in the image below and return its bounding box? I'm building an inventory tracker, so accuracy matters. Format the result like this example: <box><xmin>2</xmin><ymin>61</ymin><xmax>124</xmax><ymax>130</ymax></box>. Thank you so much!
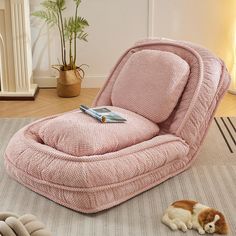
<box><xmin>38</xmin><ymin>106</ymin><xmax>160</xmax><ymax>156</ymax></box>
<box><xmin>111</xmin><ymin>49</ymin><xmax>190</xmax><ymax>123</ymax></box>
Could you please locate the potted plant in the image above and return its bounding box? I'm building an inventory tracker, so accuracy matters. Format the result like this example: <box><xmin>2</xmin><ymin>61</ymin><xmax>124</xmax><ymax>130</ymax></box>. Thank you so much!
<box><xmin>32</xmin><ymin>0</ymin><xmax>89</xmax><ymax>97</ymax></box>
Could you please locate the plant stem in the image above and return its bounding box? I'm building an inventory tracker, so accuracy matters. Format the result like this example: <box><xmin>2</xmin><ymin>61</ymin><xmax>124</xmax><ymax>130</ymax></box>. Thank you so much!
<box><xmin>69</xmin><ymin>36</ymin><xmax>72</xmax><ymax>67</ymax></box>
<box><xmin>73</xmin><ymin>4</ymin><xmax>79</xmax><ymax>68</ymax></box>
<box><xmin>56</xmin><ymin>12</ymin><xmax>65</xmax><ymax>67</ymax></box>
<box><xmin>58</xmin><ymin>5</ymin><xmax>67</xmax><ymax>68</ymax></box>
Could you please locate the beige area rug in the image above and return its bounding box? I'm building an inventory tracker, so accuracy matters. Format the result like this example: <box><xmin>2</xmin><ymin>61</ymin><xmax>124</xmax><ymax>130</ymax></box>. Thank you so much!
<box><xmin>0</xmin><ymin>117</ymin><xmax>235</xmax><ymax>236</ymax></box>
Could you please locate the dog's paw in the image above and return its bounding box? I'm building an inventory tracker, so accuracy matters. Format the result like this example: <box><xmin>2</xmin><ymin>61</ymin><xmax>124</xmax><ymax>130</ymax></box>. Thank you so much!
<box><xmin>186</xmin><ymin>222</ymin><xmax>193</xmax><ymax>229</ymax></box>
<box><xmin>170</xmin><ymin>223</ymin><xmax>178</xmax><ymax>231</ymax></box>
<box><xmin>198</xmin><ymin>228</ymin><xmax>205</xmax><ymax>235</ymax></box>
<box><xmin>180</xmin><ymin>224</ymin><xmax>188</xmax><ymax>232</ymax></box>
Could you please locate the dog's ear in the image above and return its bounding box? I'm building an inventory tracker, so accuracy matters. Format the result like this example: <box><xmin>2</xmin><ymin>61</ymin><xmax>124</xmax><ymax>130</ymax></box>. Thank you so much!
<box><xmin>215</xmin><ymin>212</ymin><xmax>228</xmax><ymax>235</ymax></box>
<box><xmin>198</xmin><ymin>209</ymin><xmax>215</xmax><ymax>227</ymax></box>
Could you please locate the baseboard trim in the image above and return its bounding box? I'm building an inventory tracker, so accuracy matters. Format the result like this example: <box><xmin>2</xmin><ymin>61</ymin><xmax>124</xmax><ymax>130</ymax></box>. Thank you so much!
<box><xmin>34</xmin><ymin>75</ymin><xmax>106</xmax><ymax>88</ymax></box>
<box><xmin>0</xmin><ymin>84</ymin><xmax>39</xmax><ymax>100</ymax></box>
<box><xmin>228</xmin><ymin>89</ymin><xmax>236</xmax><ymax>95</ymax></box>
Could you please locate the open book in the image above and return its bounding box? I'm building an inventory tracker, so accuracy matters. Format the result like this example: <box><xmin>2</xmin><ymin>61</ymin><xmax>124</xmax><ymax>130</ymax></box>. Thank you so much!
<box><xmin>80</xmin><ymin>105</ymin><xmax>127</xmax><ymax>123</ymax></box>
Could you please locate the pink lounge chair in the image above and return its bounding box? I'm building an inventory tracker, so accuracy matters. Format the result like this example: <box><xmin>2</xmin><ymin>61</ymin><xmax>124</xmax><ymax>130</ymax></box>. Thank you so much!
<box><xmin>4</xmin><ymin>39</ymin><xmax>230</xmax><ymax>213</ymax></box>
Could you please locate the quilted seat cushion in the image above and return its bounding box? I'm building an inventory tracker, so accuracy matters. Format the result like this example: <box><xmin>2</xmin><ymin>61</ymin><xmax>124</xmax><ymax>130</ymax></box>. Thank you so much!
<box><xmin>111</xmin><ymin>49</ymin><xmax>190</xmax><ymax>123</ymax></box>
<box><xmin>38</xmin><ymin>106</ymin><xmax>160</xmax><ymax>156</ymax></box>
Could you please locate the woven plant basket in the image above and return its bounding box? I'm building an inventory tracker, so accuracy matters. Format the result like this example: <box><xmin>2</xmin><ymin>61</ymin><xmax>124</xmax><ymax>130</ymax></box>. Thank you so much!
<box><xmin>57</xmin><ymin>69</ymin><xmax>82</xmax><ymax>98</ymax></box>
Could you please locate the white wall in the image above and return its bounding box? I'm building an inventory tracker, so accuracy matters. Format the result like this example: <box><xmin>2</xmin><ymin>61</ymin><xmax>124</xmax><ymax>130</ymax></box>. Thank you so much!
<box><xmin>155</xmin><ymin>0</ymin><xmax>236</xmax><ymax>90</ymax></box>
<box><xmin>30</xmin><ymin>0</ymin><xmax>235</xmax><ymax>88</ymax></box>
<box><xmin>30</xmin><ymin>0</ymin><xmax>150</xmax><ymax>88</ymax></box>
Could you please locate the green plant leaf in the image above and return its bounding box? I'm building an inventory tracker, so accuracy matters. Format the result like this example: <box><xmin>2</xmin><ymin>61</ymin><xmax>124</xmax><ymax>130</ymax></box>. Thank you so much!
<box><xmin>32</xmin><ymin>0</ymin><xmax>89</xmax><ymax>68</ymax></box>
<box><xmin>32</xmin><ymin>10</ymin><xmax>58</xmax><ymax>26</ymax></box>
<box><xmin>41</xmin><ymin>0</ymin><xmax>58</xmax><ymax>12</ymax></box>
<box><xmin>56</xmin><ymin>0</ymin><xmax>66</xmax><ymax>11</ymax></box>
<box><xmin>63</xmin><ymin>15</ymin><xmax>89</xmax><ymax>40</ymax></box>
<box><xmin>74</xmin><ymin>0</ymin><xmax>81</xmax><ymax>7</ymax></box>
<box><xmin>77</xmin><ymin>31</ymin><xmax>88</xmax><ymax>41</ymax></box>
<box><xmin>64</xmin><ymin>17</ymin><xmax>74</xmax><ymax>40</ymax></box>
<box><xmin>77</xmin><ymin>16</ymin><xmax>89</xmax><ymax>27</ymax></box>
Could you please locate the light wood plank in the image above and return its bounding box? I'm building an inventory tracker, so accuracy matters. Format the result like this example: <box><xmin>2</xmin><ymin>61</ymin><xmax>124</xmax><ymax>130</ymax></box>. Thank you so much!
<box><xmin>0</xmin><ymin>88</ymin><xmax>99</xmax><ymax>117</ymax></box>
<box><xmin>215</xmin><ymin>93</ymin><xmax>236</xmax><ymax>117</ymax></box>
<box><xmin>0</xmin><ymin>89</ymin><xmax>235</xmax><ymax>117</ymax></box>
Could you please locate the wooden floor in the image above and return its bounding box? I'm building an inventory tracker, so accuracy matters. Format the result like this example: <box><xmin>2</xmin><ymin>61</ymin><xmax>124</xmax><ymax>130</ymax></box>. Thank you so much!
<box><xmin>0</xmin><ymin>88</ymin><xmax>235</xmax><ymax>117</ymax></box>
<box><xmin>0</xmin><ymin>88</ymin><xmax>99</xmax><ymax>117</ymax></box>
<box><xmin>216</xmin><ymin>92</ymin><xmax>236</xmax><ymax>117</ymax></box>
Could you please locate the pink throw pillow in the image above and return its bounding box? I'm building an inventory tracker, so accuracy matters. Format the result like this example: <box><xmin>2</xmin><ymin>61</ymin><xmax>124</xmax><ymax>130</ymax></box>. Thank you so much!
<box><xmin>111</xmin><ymin>50</ymin><xmax>190</xmax><ymax>123</ymax></box>
<box><xmin>38</xmin><ymin>106</ymin><xmax>159</xmax><ymax>156</ymax></box>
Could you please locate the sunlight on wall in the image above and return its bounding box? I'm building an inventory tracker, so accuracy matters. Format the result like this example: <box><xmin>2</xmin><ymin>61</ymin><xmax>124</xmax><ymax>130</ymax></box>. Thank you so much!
<box><xmin>219</xmin><ymin>0</ymin><xmax>236</xmax><ymax>92</ymax></box>
<box><xmin>0</xmin><ymin>35</ymin><xmax>2</xmax><ymax>91</ymax></box>
<box><xmin>0</xmin><ymin>34</ymin><xmax>5</xmax><ymax>91</ymax></box>
<box><xmin>231</xmin><ymin>24</ymin><xmax>236</xmax><ymax>92</ymax></box>
<box><xmin>156</xmin><ymin>0</ymin><xmax>236</xmax><ymax>91</ymax></box>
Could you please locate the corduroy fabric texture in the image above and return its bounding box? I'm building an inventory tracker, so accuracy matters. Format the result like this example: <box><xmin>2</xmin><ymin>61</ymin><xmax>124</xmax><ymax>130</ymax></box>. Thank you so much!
<box><xmin>1</xmin><ymin>118</ymin><xmax>236</xmax><ymax>235</ymax></box>
<box><xmin>4</xmin><ymin>39</ymin><xmax>231</xmax><ymax>213</ymax></box>
<box><xmin>0</xmin><ymin>212</ymin><xmax>52</xmax><ymax>236</ymax></box>
<box><xmin>38</xmin><ymin>106</ymin><xmax>160</xmax><ymax>156</ymax></box>
<box><xmin>5</xmin><ymin>128</ymin><xmax>188</xmax><ymax>188</ymax></box>
<box><xmin>94</xmin><ymin>38</ymin><xmax>231</xmax><ymax>164</ymax></box>
<box><xmin>111</xmin><ymin>50</ymin><xmax>190</xmax><ymax>123</ymax></box>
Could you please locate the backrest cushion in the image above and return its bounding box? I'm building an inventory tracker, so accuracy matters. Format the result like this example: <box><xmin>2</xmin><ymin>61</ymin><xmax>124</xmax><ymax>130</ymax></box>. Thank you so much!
<box><xmin>111</xmin><ymin>49</ymin><xmax>190</xmax><ymax>123</ymax></box>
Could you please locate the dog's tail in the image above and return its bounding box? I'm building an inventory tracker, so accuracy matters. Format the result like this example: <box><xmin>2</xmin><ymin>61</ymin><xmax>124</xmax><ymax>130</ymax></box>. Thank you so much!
<box><xmin>162</xmin><ymin>213</ymin><xmax>171</xmax><ymax>225</ymax></box>
<box><xmin>162</xmin><ymin>212</ymin><xmax>178</xmax><ymax>231</ymax></box>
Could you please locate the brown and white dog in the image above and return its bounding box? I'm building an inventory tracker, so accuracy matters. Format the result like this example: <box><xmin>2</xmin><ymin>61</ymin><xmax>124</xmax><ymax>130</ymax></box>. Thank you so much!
<box><xmin>162</xmin><ymin>200</ymin><xmax>228</xmax><ymax>234</ymax></box>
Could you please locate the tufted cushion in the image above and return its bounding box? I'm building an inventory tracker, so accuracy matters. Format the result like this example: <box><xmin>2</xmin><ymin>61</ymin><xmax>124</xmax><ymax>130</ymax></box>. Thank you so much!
<box><xmin>38</xmin><ymin>106</ymin><xmax>159</xmax><ymax>156</ymax></box>
<box><xmin>111</xmin><ymin>50</ymin><xmax>190</xmax><ymax>123</ymax></box>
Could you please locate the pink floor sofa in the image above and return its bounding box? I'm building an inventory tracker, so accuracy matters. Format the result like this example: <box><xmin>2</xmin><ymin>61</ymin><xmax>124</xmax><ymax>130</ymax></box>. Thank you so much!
<box><xmin>5</xmin><ymin>39</ymin><xmax>230</xmax><ymax>213</ymax></box>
